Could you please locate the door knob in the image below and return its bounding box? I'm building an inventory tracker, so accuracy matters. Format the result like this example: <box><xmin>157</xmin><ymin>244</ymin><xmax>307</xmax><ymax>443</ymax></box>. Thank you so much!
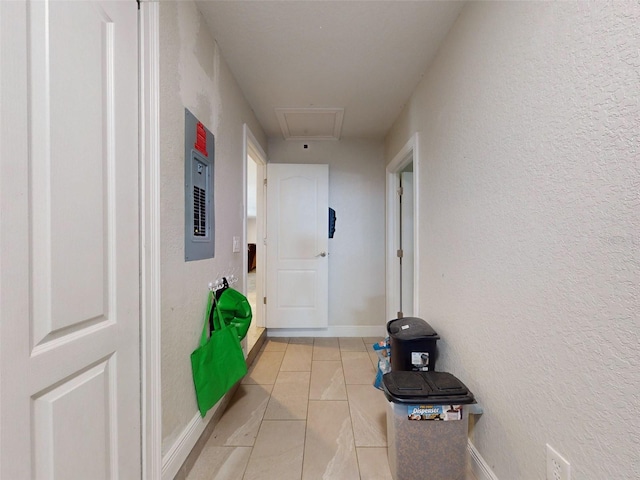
<box><xmin>316</xmin><ymin>252</ymin><xmax>327</xmax><ymax>257</ymax></box>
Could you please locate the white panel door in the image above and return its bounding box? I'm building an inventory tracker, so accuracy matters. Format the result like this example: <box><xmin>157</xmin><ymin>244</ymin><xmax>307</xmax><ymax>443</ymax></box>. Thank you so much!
<box><xmin>0</xmin><ymin>1</ymin><xmax>140</xmax><ymax>478</ymax></box>
<box><xmin>266</xmin><ymin>164</ymin><xmax>329</xmax><ymax>328</ymax></box>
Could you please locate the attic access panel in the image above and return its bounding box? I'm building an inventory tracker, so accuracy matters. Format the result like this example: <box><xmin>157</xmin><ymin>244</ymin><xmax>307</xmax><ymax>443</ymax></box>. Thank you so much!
<box><xmin>185</xmin><ymin>109</ymin><xmax>215</xmax><ymax>261</ymax></box>
<box><xmin>275</xmin><ymin>107</ymin><xmax>344</xmax><ymax>140</ymax></box>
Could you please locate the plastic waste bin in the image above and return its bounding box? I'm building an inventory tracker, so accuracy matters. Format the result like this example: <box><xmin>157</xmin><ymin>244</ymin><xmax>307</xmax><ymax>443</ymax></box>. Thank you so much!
<box><xmin>387</xmin><ymin>317</ymin><xmax>440</xmax><ymax>372</ymax></box>
<box><xmin>382</xmin><ymin>371</ymin><xmax>475</xmax><ymax>480</ymax></box>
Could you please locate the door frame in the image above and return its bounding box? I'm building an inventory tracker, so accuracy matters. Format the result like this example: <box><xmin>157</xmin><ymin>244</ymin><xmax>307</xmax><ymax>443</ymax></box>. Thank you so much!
<box><xmin>140</xmin><ymin>2</ymin><xmax>162</xmax><ymax>479</ymax></box>
<box><xmin>386</xmin><ymin>133</ymin><xmax>420</xmax><ymax>321</ymax></box>
<box><xmin>243</xmin><ymin>124</ymin><xmax>267</xmax><ymax>328</ymax></box>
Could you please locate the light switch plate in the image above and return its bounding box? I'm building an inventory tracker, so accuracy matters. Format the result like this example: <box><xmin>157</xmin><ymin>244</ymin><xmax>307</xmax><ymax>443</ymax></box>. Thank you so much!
<box><xmin>232</xmin><ymin>236</ymin><xmax>240</xmax><ymax>253</ymax></box>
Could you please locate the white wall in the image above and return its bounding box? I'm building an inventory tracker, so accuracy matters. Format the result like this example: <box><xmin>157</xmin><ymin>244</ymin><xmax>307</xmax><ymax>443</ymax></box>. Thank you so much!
<box><xmin>247</xmin><ymin>157</ymin><xmax>257</xmax><ymax>244</ymax></box>
<box><xmin>386</xmin><ymin>2</ymin><xmax>640</xmax><ymax>479</ymax></box>
<box><xmin>247</xmin><ymin>155</ymin><xmax>257</xmax><ymax>217</ymax></box>
<box><xmin>268</xmin><ymin>139</ymin><xmax>387</xmax><ymax>331</ymax></box>
<box><xmin>247</xmin><ymin>217</ymin><xmax>257</xmax><ymax>244</ymax></box>
<box><xmin>159</xmin><ymin>0</ymin><xmax>266</xmax><ymax>454</ymax></box>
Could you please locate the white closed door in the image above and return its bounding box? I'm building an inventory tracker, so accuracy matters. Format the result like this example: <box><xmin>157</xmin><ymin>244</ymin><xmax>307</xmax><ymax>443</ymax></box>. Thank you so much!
<box><xmin>0</xmin><ymin>1</ymin><xmax>141</xmax><ymax>478</ymax></box>
<box><xmin>266</xmin><ymin>164</ymin><xmax>329</xmax><ymax>328</ymax></box>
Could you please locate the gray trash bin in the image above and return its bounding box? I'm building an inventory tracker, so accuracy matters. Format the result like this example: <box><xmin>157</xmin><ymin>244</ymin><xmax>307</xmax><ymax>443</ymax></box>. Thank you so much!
<box><xmin>382</xmin><ymin>371</ymin><xmax>475</xmax><ymax>480</ymax></box>
<box><xmin>387</xmin><ymin>317</ymin><xmax>440</xmax><ymax>372</ymax></box>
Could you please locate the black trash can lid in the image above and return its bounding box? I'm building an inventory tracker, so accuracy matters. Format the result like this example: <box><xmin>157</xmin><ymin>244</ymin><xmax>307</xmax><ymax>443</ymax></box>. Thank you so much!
<box><xmin>382</xmin><ymin>371</ymin><xmax>475</xmax><ymax>404</ymax></box>
<box><xmin>387</xmin><ymin>317</ymin><xmax>440</xmax><ymax>340</ymax></box>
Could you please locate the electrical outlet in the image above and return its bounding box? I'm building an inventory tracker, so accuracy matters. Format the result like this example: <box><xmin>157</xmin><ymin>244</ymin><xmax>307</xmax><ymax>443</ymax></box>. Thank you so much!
<box><xmin>546</xmin><ymin>444</ymin><xmax>571</xmax><ymax>480</ymax></box>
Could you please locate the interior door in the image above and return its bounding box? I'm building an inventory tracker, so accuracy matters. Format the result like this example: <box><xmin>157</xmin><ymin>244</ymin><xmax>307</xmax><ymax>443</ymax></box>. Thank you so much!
<box><xmin>0</xmin><ymin>1</ymin><xmax>141</xmax><ymax>478</ymax></box>
<box><xmin>266</xmin><ymin>164</ymin><xmax>329</xmax><ymax>328</ymax></box>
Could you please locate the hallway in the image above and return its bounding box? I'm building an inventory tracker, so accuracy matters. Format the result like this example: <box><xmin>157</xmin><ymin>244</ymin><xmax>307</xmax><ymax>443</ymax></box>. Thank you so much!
<box><xmin>2</xmin><ymin>1</ymin><xmax>636</xmax><ymax>477</ymax></box>
<box><xmin>186</xmin><ymin>337</ymin><xmax>477</xmax><ymax>479</ymax></box>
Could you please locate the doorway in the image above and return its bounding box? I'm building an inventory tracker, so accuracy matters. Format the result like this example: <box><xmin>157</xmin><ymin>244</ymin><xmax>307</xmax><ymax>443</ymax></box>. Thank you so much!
<box><xmin>386</xmin><ymin>134</ymin><xmax>420</xmax><ymax>321</ymax></box>
<box><xmin>244</xmin><ymin>125</ymin><xmax>267</xmax><ymax>351</ymax></box>
<box><xmin>399</xmin><ymin>164</ymin><xmax>415</xmax><ymax>316</ymax></box>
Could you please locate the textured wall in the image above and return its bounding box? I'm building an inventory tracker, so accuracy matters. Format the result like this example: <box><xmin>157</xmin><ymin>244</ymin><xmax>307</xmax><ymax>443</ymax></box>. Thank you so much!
<box><xmin>385</xmin><ymin>2</ymin><xmax>639</xmax><ymax>479</ymax></box>
<box><xmin>159</xmin><ymin>1</ymin><xmax>266</xmax><ymax>454</ymax></box>
<box><xmin>268</xmin><ymin>139</ymin><xmax>387</xmax><ymax>329</ymax></box>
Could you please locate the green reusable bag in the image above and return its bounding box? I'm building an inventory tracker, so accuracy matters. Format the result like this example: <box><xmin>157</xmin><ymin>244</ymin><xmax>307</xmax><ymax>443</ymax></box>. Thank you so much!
<box><xmin>191</xmin><ymin>291</ymin><xmax>248</xmax><ymax>417</ymax></box>
<box><xmin>210</xmin><ymin>287</ymin><xmax>252</xmax><ymax>341</ymax></box>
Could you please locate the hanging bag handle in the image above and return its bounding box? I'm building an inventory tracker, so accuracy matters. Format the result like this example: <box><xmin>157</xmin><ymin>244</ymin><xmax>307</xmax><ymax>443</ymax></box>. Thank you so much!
<box><xmin>199</xmin><ymin>291</ymin><xmax>228</xmax><ymax>347</ymax></box>
<box><xmin>198</xmin><ymin>292</ymin><xmax>214</xmax><ymax>347</ymax></box>
<box><xmin>208</xmin><ymin>285</ymin><xmax>229</xmax><ymax>335</ymax></box>
<box><xmin>211</xmin><ymin>292</ymin><xmax>226</xmax><ymax>332</ymax></box>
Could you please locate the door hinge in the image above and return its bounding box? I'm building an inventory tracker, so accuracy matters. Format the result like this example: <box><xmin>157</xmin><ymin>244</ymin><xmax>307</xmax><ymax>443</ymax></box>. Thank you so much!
<box><xmin>397</xmin><ymin>249</ymin><xmax>403</xmax><ymax>258</ymax></box>
<box><xmin>263</xmin><ymin>297</ymin><xmax>267</xmax><ymax>305</ymax></box>
<box><xmin>263</xmin><ymin>178</ymin><xmax>267</xmax><ymax>187</ymax></box>
<box><xmin>397</xmin><ymin>187</ymin><xmax>403</xmax><ymax>196</ymax></box>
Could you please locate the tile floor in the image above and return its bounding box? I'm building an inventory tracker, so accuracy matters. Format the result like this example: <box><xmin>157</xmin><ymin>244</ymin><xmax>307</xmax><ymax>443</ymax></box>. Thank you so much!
<box><xmin>187</xmin><ymin>337</ymin><xmax>477</xmax><ymax>480</ymax></box>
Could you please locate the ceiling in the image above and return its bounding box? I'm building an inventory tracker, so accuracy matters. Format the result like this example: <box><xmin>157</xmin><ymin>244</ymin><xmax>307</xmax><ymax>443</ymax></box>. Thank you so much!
<box><xmin>196</xmin><ymin>1</ymin><xmax>465</xmax><ymax>140</ymax></box>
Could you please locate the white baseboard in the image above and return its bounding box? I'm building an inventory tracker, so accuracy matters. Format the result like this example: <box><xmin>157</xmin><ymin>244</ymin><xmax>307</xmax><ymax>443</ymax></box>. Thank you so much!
<box><xmin>267</xmin><ymin>325</ymin><xmax>386</xmax><ymax>338</ymax></box>
<box><xmin>468</xmin><ymin>440</ymin><xmax>499</xmax><ymax>480</ymax></box>
<box><xmin>161</xmin><ymin>412</ymin><xmax>207</xmax><ymax>480</ymax></box>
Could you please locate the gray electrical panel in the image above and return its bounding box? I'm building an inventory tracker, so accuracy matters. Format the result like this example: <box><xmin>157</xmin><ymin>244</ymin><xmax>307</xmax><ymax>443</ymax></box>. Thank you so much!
<box><xmin>185</xmin><ymin>109</ymin><xmax>215</xmax><ymax>261</ymax></box>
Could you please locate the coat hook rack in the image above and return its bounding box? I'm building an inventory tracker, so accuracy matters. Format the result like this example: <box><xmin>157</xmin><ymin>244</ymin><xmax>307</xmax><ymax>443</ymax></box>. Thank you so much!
<box><xmin>208</xmin><ymin>274</ymin><xmax>238</xmax><ymax>292</ymax></box>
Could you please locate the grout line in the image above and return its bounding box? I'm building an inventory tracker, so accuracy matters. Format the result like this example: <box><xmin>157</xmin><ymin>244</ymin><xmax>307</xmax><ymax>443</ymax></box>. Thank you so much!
<box><xmin>299</xmin><ymin>337</ymin><xmax>315</xmax><ymax>480</ymax></box>
<box><xmin>342</xmin><ymin>338</ymin><xmax>363</xmax><ymax>479</ymax></box>
<box><xmin>240</xmin><ymin>447</ymin><xmax>250</xmax><ymax>480</ymax></box>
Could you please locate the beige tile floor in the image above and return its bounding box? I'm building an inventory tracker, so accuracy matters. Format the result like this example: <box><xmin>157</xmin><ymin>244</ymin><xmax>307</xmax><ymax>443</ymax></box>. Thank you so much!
<box><xmin>187</xmin><ymin>337</ymin><xmax>477</xmax><ymax>480</ymax></box>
